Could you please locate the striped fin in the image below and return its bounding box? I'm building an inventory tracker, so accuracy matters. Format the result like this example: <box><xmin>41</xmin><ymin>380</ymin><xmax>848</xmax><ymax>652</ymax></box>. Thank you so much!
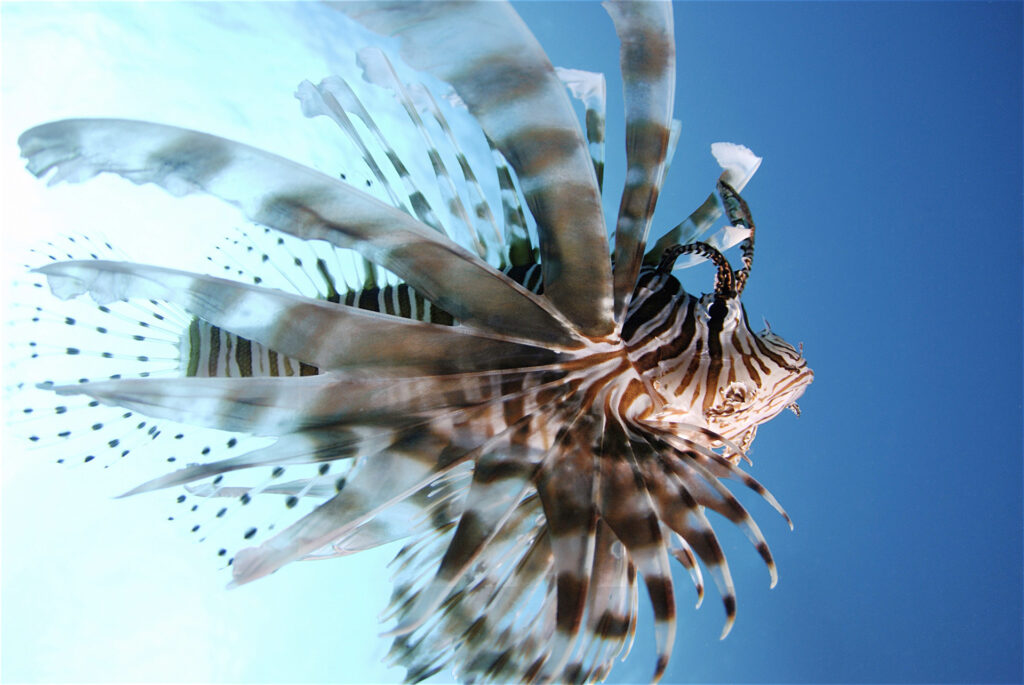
<box><xmin>656</xmin><ymin>426</ymin><xmax>793</xmax><ymax>526</ymax></box>
<box><xmin>43</xmin><ymin>365</ymin><xmax>571</xmax><ymax>439</ymax></box>
<box><xmin>357</xmin><ymin>47</ymin><xmax>487</xmax><ymax>259</ymax></box>
<box><xmin>470</xmin><ymin>528</ymin><xmax>555</xmax><ymax>680</ymax></box>
<box><xmin>665</xmin><ymin>450</ymin><xmax>779</xmax><ymax>587</ymax></box>
<box><xmin>577</xmin><ymin>520</ymin><xmax>636</xmax><ymax>681</ymax></box>
<box><xmin>667</xmin><ymin>531</ymin><xmax>705</xmax><ymax>608</ymax></box>
<box><xmin>599</xmin><ymin>439</ymin><xmax>677</xmax><ymax>682</ymax></box>
<box><xmin>534</xmin><ymin>426</ymin><xmax>599</xmax><ymax>680</ymax></box>
<box><xmin>35</xmin><ymin>260</ymin><xmax>562</xmax><ymax>372</ymax></box>
<box><xmin>339</xmin><ymin>1</ymin><xmax>615</xmax><ymax>338</ymax></box>
<box><xmin>641</xmin><ymin>451</ymin><xmax>739</xmax><ymax>639</ymax></box>
<box><xmin>19</xmin><ymin>118</ymin><xmax>581</xmax><ymax>347</ymax></box>
<box><xmin>604</xmin><ymin>0</ymin><xmax>677</xmax><ymax>326</ymax></box>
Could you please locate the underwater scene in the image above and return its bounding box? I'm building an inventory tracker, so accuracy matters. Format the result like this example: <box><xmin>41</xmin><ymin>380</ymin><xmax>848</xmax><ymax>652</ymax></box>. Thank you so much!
<box><xmin>1</xmin><ymin>2</ymin><xmax>1020</xmax><ymax>684</ymax></box>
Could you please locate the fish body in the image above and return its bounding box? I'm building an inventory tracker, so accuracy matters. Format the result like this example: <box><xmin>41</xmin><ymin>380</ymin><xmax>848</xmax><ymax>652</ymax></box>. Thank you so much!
<box><xmin>12</xmin><ymin>2</ymin><xmax>811</xmax><ymax>682</ymax></box>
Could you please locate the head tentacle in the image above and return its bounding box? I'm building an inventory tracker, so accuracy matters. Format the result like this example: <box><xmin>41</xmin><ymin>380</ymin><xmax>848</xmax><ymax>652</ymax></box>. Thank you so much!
<box><xmin>718</xmin><ymin>179</ymin><xmax>757</xmax><ymax>295</ymax></box>
<box><xmin>657</xmin><ymin>241</ymin><xmax>737</xmax><ymax>298</ymax></box>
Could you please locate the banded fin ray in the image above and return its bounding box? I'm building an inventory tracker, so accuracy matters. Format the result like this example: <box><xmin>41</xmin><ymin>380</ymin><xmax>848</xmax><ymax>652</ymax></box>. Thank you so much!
<box><xmin>295</xmin><ymin>78</ymin><xmax>414</xmax><ymax>218</ymax></box>
<box><xmin>604</xmin><ymin>0</ymin><xmax>677</xmax><ymax>326</ymax></box>
<box><xmin>405</xmin><ymin>80</ymin><xmax>504</xmax><ymax>248</ymax></box>
<box><xmin>382</xmin><ymin>431</ymin><xmax>540</xmax><ymax>637</ymax></box>
<box><xmin>43</xmin><ymin>364</ymin><xmax>572</xmax><ymax>438</ymax></box>
<box><xmin>18</xmin><ymin>118</ymin><xmax>580</xmax><ymax>347</ymax></box>
<box><xmin>598</xmin><ymin>427</ymin><xmax>677</xmax><ymax>681</ymax></box>
<box><xmin>35</xmin><ymin>259</ymin><xmax>562</xmax><ymax>373</ymax></box>
<box><xmin>118</xmin><ymin>430</ymin><xmax>372</xmax><ymax>497</ymax></box>
<box><xmin>297</xmin><ymin>75</ymin><xmax>451</xmax><ymax>240</ymax></box>
<box><xmin>338</xmin><ymin>1</ymin><xmax>615</xmax><ymax>338</ymax></box>
<box><xmin>230</xmin><ymin>397</ymin><xmax>562</xmax><ymax>588</ymax></box>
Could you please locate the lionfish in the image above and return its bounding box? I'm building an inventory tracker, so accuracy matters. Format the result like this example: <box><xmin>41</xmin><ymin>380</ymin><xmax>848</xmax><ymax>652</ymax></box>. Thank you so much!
<box><xmin>13</xmin><ymin>1</ymin><xmax>812</xmax><ymax>682</ymax></box>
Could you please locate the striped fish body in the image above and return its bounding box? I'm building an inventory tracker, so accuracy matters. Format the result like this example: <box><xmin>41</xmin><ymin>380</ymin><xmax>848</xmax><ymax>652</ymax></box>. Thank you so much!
<box><xmin>624</xmin><ymin>267</ymin><xmax>812</xmax><ymax>448</ymax></box>
<box><xmin>14</xmin><ymin>2</ymin><xmax>813</xmax><ymax>683</ymax></box>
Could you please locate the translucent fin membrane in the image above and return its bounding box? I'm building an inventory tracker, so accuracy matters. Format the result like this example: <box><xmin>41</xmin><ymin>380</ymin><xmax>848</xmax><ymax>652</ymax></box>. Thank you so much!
<box><xmin>339</xmin><ymin>1</ymin><xmax>615</xmax><ymax>338</ymax></box>
<box><xmin>556</xmin><ymin>67</ymin><xmax>607</xmax><ymax>193</ymax></box>
<box><xmin>357</xmin><ymin>47</ymin><xmax>487</xmax><ymax>259</ymax></box>
<box><xmin>5</xmin><ymin>235</ymin><xmax>337</xmax><ymax>570</ymax></box>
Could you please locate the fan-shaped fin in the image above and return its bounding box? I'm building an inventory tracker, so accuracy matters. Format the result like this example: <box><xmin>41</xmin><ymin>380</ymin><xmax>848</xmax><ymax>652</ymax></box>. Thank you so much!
<box><xmin>642</xmin><ymin>454</ymin><xmax>738</xmax><ymax>639</ymax></box>
<box><xmin>357</xmin><ymin>47</ymin><xmax>486</xmax><ymax>259</ymax></box>
<box><xmin>19</xmin><ymin>118</ymin><xmax>581</xmax><ymax>347</ymax></box>
<box><xmin>297</xmin><ymin>75</ymin><xmax>450</xmax><ymax>238</ymax></box>
<box><xmin>339</xmin><ymin>1</ymin><xmax>615</xmax><ymax>338</ymax></box>
<box><xmin>405</xmin><ymin>81</ymin><xmax>504</xmax><ymax>248</ymax></box>
<box><xmin>295</xmin><ymin>78</ymin><xmax>413</xmax><ymax>217</ymax></box>
<box><xmin>664</xmin><ymin>453</ymin><xmax>778</xmax><ymax>587</ymax></box>
<box><xmin>669</xmin><ymin>436</ymin><xmax>793</xmax><ymax>528</ymax></box>
<box><xmin>488</xmin><ymin>135</ymin><xmax>533</xmax><ymax>266</ymax></box>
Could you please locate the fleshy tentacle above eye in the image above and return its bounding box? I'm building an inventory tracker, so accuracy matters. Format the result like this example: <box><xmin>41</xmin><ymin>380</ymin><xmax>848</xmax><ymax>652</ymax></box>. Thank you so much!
<box><xmin>337</xmin><ymin>1</ymin><xmax>615</xmax><ymax>339</ymax></box>
<box><xmin>604</xmin><ymin>0</ymin><xmax>676</xmax><ymax>326</ymax></box>
<box><xmin>18</xmin><ymin>118</ymin><xmax>581</xmax><ymax>348</ymax></box>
